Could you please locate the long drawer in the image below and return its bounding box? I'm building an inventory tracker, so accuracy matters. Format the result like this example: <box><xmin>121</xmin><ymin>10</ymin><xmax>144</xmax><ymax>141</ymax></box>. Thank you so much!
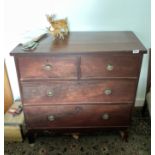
<box><xmin>16</xmin><ymin>56</ymin><xmax>78</xmax><ymax>80</ymax></box>
<box><xmin>21</xmin><ymin>80</ymin><xmax>137</xmax><ymax>105</ymax></box>
<box><xmin>81</xmin><ymin>54</ymin><xmax>142</xmax><ymax>79</ymax></box>
<box><xmin>24</xmin><ymin>104</ymin><xmax>131</xmax><ymax>129</ymax></box>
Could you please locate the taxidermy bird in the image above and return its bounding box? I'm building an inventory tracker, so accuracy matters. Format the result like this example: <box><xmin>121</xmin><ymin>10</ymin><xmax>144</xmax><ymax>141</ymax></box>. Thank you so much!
<box><xmin>46</xmin><ymin>14</ymin><xmax>69</xmax><ymax>40</ymax></box>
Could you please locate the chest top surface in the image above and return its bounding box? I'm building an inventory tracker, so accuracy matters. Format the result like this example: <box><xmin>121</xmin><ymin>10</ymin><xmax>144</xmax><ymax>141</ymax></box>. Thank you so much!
<box><xmin>10</xmin><ymin>31</ymin><xmax>147</xmax><ymax>56</ymax></box>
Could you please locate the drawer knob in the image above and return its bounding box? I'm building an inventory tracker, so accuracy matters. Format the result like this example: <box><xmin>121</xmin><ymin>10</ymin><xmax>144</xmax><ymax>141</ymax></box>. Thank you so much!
<box><xmin>48</xmin><ymin>115</ymin><xmax>55</xmax><ymax>121</ymax></box>
<box><xmin>104</xmin><ymin>89</ymin><xmax>112</xmax><ymax>95</ymax></box>
<box><xmin>47</xmin><ymin>91</ymin><xmax>54</xmax><ymax>97</ymax></box>
<box><xmin>102</xmin><ymin>113</ymin><xmax>110</xmax><ymax>120</ymax></box>
<box><xmin>43</xmin><ymin>64</ymin><xmax>53</xmax><ymax>71</ymax></box>
<box><xmin>106</xmin><ymin>64</ymin><xmax>114</xmax><ymax>71</ymax></box>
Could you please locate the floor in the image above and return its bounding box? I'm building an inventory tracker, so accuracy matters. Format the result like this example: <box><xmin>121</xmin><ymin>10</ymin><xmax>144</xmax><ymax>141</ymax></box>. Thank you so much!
<box><xmin>4</xmin><ymin>108</ymin><xmax>151</xmax><ymax>155</ymax></box>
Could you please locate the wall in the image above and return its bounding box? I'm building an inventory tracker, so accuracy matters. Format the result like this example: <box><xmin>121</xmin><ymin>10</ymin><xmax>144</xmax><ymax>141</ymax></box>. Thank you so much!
<box><xmin>4</xmin><ymin>0</ymin><xmax>151</xmax><ymax>106</ymax></box>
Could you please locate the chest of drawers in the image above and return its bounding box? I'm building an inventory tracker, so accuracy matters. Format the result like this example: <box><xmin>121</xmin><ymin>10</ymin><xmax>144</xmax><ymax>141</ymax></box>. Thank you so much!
<box><xmin>10</xmin><ymin>31</ymin><xmax>146</xmax><ymax>142</ymax></box>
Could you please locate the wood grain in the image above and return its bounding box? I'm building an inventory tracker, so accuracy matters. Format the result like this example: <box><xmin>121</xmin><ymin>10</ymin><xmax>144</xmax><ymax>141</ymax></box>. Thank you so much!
<box><xmin>10</xmin><ymin>32</ymin><xmax>145</xmax><ymax>137</ymax></box>
<box><xmin>24</xmin><ymin>104</ymin><xmax>131</xmax><ymax>129</ymax></box>
<box><xmin>21</xmin><ymin>80</ymin><xmax>137</xmax><ymax>104</ymax></box>
<box><xmin>81</xmin><ymin>54</ymin><xmax>142</xmax><ymax>78</ymax></box>
<box><xmin>17</xmin><ymin>55</ymin><xmax>78</xmax><ymax>80</ymax></box>
<box><xmin>10</xmin><ymin>32</ymin><xmax>147</xmax><ymax>56</ymax></box>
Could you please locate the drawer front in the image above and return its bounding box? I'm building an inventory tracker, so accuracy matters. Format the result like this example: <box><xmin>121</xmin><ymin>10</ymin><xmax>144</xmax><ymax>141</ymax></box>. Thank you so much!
<box><xmin>17</xmin><ymin>56</ymin><xmax>78</xmax><ymax>80</ymax></box>
<box><xmin>22</xmin><ymin>80</ymin><xmax>137</xmax><ymax>104</ymax></box>
<box><xmin>81</xmin><ymin>54</ymin><xmax>142</xmax><ymax>78</ymax></box>
<box><xmin>24</xmin><ymin>104</ymin><xmax>131</xmax><ymax>129</ymax></box>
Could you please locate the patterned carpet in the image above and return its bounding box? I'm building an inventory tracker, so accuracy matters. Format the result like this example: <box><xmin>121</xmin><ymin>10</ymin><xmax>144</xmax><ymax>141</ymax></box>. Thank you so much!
<box><xmin>4</xmin><ymin>108</ymin><xmax>151</xmax><ymax>155</ymax></box>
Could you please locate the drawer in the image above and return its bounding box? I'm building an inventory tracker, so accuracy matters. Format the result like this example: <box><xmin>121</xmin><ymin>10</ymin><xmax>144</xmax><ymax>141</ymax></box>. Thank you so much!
<box><xmin>21</xmin><ymin>80</ymin><xmax>137</xmax><ymax>105</ymax></box>
<box><xmin>16</xmin><ymin>56</ymin><xmax>78</xmax><ymax>80</ymax></box>
<box><xmin>24</xmin><ymin>104</ymin><xmax>131</xmax><ymax>129</ymax></box>
<box><xmin>81</xmin><ymin>54</ymin><xmax>142</xmax><ymax>78</ymax></box>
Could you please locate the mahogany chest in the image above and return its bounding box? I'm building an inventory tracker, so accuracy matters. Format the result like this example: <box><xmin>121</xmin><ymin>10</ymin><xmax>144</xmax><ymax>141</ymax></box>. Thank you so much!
<box><xmin>10</xmin><ymin>31</ymin><xmax>146</xmax><ymax>142</ymax></box>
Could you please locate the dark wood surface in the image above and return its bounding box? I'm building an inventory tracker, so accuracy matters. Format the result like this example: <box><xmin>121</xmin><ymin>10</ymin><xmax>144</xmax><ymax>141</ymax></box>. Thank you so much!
<box><xmin>81</xmin><ymin>54</ymin><xmax>142</xmax><ymax>78</ymax></box>
<box><xmin>21</xmin><ymin>80</ymin><xmax>137</xmax><ymax>105</ymax></box>
<box><xmin>10</xmin><ymin>32</ymin><xmax>145</xmax><ymax>140</ymax></box>
<box><xmin>16</xmin><ymin>53</ymin><xmax>142</xmax><ymax>81</ymax></box>
<box><xmin>17</xmin><ymin>55</ymin><xmax>78</xmax><ymax>80</ymax></box>
<box><xmin>10</xmin><ymin>31</ymin><xmax>147</xmax><ymax>56</ymax></box>
<box><xmin>24</xmin><ymin>104</ymin><xmax>131</xmax><ymax>129</ymax></box>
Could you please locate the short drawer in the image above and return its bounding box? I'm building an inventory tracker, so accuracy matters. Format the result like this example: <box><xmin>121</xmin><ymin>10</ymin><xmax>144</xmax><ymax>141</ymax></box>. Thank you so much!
<box><xmin>16</xmin><ymin>56</ymin><xmax>78</xmax><ymax>80</ymax></box>
<box><xmin>24</xmin><ymin>104</ymin><xmax>131</xmax><ymax>129</ymax></box>
<box><xmin>81</xmin><ymin>54</ymin><xmax>142</xmax><ymax>78</ymax></box>
<box><xmin>21</xmin><ymin>80</ymin><xmax>137</xmax><ymax>105</ymax></box>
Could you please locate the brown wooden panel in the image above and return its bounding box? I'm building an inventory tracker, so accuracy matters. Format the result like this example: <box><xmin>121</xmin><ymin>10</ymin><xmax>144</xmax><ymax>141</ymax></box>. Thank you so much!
<box><xmin>24</xmin><ymin>104</ymin><xmax>131</xmax><ymax>129</ymax></box>
<box><xmin>4</xmin><ymin>62</ymin><xmax>13</xmax><ymax>113</ymax></box>
<box><xmin>10</xmin><ymin>32</ymin><xmax>147</xmax><ymax>56</ymax></box>
<box><xmin>10</xmin><ymin>32</ymin><xmax>146</xmax><ymax>133</ymax></box>
<box><xmin>21</xmin><ymin>80</ymin><xmax>137</xmax><ymax>105</ymax></box>
<box><xmin>17</xmin><ymin>56</ymin><xmax>78</xmax><ymax>80</ymax></box>
<box><xmin>81</xmin><ymin>54</ymin><xmax>142</xmax><ymax>78</ymax></box>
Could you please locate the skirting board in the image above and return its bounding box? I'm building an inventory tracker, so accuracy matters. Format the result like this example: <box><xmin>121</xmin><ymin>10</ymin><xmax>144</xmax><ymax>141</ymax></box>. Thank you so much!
<box><xmin>135</xmin><ymin>98</ymin><xmax>145</xmax><ymax>107</ymax></box>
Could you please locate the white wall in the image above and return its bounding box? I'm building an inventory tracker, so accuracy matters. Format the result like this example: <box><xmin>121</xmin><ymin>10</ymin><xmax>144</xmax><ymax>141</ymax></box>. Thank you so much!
<box><xmin>4</xmin><ymin>0</ymin><xmax>151</xmax><ymax>106</ymax></box>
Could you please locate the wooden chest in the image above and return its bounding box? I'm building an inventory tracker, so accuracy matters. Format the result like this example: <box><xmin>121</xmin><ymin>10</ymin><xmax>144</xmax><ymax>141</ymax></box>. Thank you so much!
<box><xmin>10</xmin><ymin>31</ymin><xmax>146</xmax><ymax>142</ymax></box>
